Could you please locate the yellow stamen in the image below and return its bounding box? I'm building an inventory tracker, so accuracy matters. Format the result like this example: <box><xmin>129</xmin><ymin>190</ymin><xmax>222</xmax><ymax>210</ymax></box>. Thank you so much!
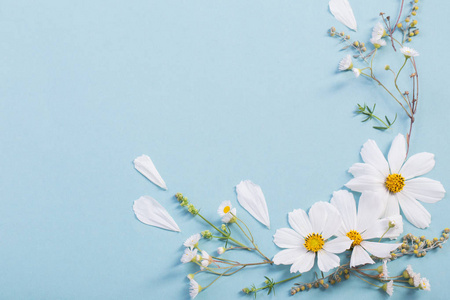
<box><xmin>346</xmin><ymin>230</ymin><xmax>363</xmax><ymax>247</ymax></box>
<box><xmin>385</xmin><ymin>173</ymin><xmax>405</xmax><ymax>193</ymax></box>
<box><xmin>304</xmin><ymin>233</ymin><xmax>325</xmax><ymax>252</ymax></box>
<box><xmin>223</xmin><ymin>206</ymin><xmax>230</xmax><ymax>213</ymax></box>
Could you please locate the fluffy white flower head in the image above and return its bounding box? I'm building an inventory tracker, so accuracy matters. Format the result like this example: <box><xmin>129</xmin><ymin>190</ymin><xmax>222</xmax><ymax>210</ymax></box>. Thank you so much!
<box><xmin>330</xmin><ymin>190</ymin><xmax>402</xmax><ymax>268</ymax></box>
<box><xmin>184</xmin><ymin>233</ymin><xmax>201</xmax><ymax>249</ymax></box>
<box><xmin>419</xmin><ymin>277</ymin><xmax>431</xmax><ymax>291</ymax></box>
<box><xmin>217</xmin><ymin>247</ymin><xmax>226</xmax><ymax>255</ymax></box>
<box><xmin>217</xmin><ymin>201</ymin><xmax>237</xmax><ymax>223</ymax></box>
<box><xmin>370</xmin><ymin>37</ymin><xmax>386</xmax><ymax>48</ymax></box>
<box><xmin>412</xmin><ymin>273</ymin><xmax>421</xmax><ymax>287</ymax></box>
<box><xmin>339</xmin><ymin>54</ymin><xmax>353</xmax><ymax>71</ymax></box>
<box><xmin>382</xmin><ymin>280</ymin><xmax>394</xmax><ymax>296</ymax></box>
<box><xmin>189</xmin><ymin>279</ymin><xmax>202</xmax><ymax>299</ymax></box>
<box><xmin>382</xmin><ymin>259</ymin><xmax>389</xmax><ymax>280</ymax></box>
<box><xmin>272</xmin><ymin>201</ymin><xmax>352</xmax><ymax>273</ymax></box>
<box><xmin>400</xmin><ymin>47</ymin><xmax>419</xmax><ymax>58</ymax></box>
<box><xmin>372</xmin><ymin>22</ymin><xmax>387</xmax><ymax>39</ymax></box>
<box><xmin>346</xmin><ymin>134</ymin><xmax>446</xmax><ymax>228</ymax></box>
<box><xmin>201</xmin><ymin>250</ymin><xmax>213</xmax><ymax>267</ymax></box>
<box><xmin>181</xmin><ymin>248</ymin><xmax>198</xmax><ymax>264</ymax></box>
<box><xmin>352</xmin><ymin>68</ymin><xmax>361</xmax><ymax>77</ymax></box>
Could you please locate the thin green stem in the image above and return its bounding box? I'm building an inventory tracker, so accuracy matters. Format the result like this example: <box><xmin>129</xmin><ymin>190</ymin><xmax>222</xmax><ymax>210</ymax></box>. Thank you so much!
<box><xmin>351</xmin><ymin>271</ymin><xmax>382</xmax><ymax>288</ymax></box>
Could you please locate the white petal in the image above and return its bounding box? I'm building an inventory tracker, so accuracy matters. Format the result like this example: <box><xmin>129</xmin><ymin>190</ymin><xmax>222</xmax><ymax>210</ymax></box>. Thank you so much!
<box><xmin>321</xmin><ymin>202</ymin><xmax>344</xmax><ymax>240</ymax></box>
<box><xmin>317</xmin><ymin>250</ymin><xmax>340</xmax><ymax>272</ymax></box>
<box><xmin>387</xmin><ymin>134</ymin><xmax>407</xmax><ymax>174</ymax></box>
<box><xmin>236</xmin><ymin>180</ymin><xmax>270</xmax><ymax>228</ymax></box>
<box><xmin>397</xmin><ymin>192</ymin><xmax>431</xmax><ymax>228</ymax></box>
<box><xmin>350</xmin><ymin>245</ymin><xmax>375</xmax><ymax>267</ymax></box>
<box><xmin>403</xmin><ymin>178</ymin><xmax>446</xmax><ymax>203</ymax></box>
<box><xmin>357</xmin><ymin>191</ymin><xmax>385</xmax><ymax>233</ymax></box>
<box><xmin>349</xmin><ymin>163</ymin><xmax>385</xmax><ymax>179</ymax></box>
<box><xmin>290</xmin><ymin>251</ymin><xmax>316</xmax><ymax>273</ymax></box>
<box><xmin>345</xmin><ymin>175</ymin><xmax>385</xmax><ymax>193</ymax></box>
<box><xmin>323</xmin><ymin>236</ymin><xmax>352</xmax><ymax>253</ymax></box>
<box><xmin>273</xmin><ymin>228</ymin><xmax>303</xmax><ymax>249</ymax></box>
<box><xmin>309</xmin><ymin>202</ymin><xmax>329</xmax><ymax>234</ymax></box>
<box><xmin>384</xmin><ymin>193</ymin><xmax>400</xmax><ymax>217</ymax></box>
<box><xmin>134</xmin><ymin>155</ymin><xmax>167</xmax><ymax>189</ymax></box>
<box><xmin>289</xmin><ymin>209</ymin><xmax>313</xmax><ymax>238</ymax></box>
<box><xmin>330</xmin><ymin>190</ymin><xmax>357</xmax><ymax>233</ymax></box>
<box><xmin>362</xmin><ymin>215</ymin><xmax>403</xmax><ymax>240</ymax></box>
<box><xmin>329</xmin><ymin>0</ymin><xmax>357</xmax><ymax>31</ymax></box>
<box><xmin>133</xmin><ymin>196</ymin><xmax>180</xmax><ymax>232</ymax></box>
<box><xmin>400</xmin><ymin>152</ymin><xmax>435</xmax><ymax>179</ymax></box>
<box><xmin>360</xmin><ymin>241</ymin><xmax>402</xmax><ymax>258</ymax></box>
<box><xmin>273</xmin><ymin>247</ymin><xmax>307</xmax><ymax>265</ymax></box>
<box><xmin>360</xmin><ymin>139</ymin><xmax>389</xmax><ymax>177</ymax></box>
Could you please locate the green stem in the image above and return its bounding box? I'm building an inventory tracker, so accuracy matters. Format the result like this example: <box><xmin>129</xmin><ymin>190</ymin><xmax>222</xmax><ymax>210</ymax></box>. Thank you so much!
<box><xmin>351</xmin><ymin>271</ymin><xmax>382</xmax><ymax>288</ymax></box>
<box><xmin>394</xmin><ymin>57</ymin><xmax>413</xmax><ymax>112</ymax></box>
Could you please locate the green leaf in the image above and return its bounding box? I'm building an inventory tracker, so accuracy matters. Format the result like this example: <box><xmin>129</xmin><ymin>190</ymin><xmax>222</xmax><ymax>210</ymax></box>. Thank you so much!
<box><xmin>373</xmin><ymin>126</ymin><xmax>388</xmax><ymax>130</ymax></box>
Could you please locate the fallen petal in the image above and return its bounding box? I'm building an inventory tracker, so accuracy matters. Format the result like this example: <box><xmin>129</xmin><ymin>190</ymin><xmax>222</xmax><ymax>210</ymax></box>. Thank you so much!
<box><xmin>329</xmin><ymin>0</ymin><xmax>357</xmax><ymax>31</ymax></box>
<box><xmin>134</xmin><ymin>154</ymin><xmax>167</xmax><ymax>190</ymax></box>
<box><xmin>236</xmin><ymin>180</ymin><xmax>270</xmax><ymax>228</ymax></box>
<box><xmin>133</xmin><ymin>196</ymin><xmax>180</xmax><ymax>232</ymax></box>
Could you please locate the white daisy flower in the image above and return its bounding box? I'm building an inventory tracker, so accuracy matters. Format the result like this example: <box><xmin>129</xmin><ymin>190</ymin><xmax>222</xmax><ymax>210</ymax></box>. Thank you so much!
<box><xmin>400</xmin><ymin>47</ymin><xmax>419</xmax><ymax>58</ymax></box>
<box><xmin>181</xmin><ymin>248</ymin><xmax>198</xmax><ymax>264</ymax></box>
<box><xmin>339</xmin><ymin>54</ymin><xmax>353</xmax><ymax>71</ymax></box>
<box><xmin>382</xmin><ymin>259</ymin><xmax>389</xmax><ymax>280</ymax></box>
<box><xmin>370</xmin><ymin>37</ymin><xmax>386</xmax><ymax>48</ymax></box>
<box><xmin>201</xmin><ymin>250</ymin><xmax>213</xmax><ymax>267</ymax></box>
<box><xmin>217</xmin><ymin>247</ymin><xmax>225</xmax><ymax>255</ymax></box>
<box><xmin>382</xmin><ymin>280</ymin><xmax>394</xmax><ymax>296</ymax></box>
<box><xmin>419</xmin><ymin>277</ymin><xmax>431</xmax><ymax>291</ymax></box>
<box><xmin>272</xmin><ymin>201</ymin><xmax>352</xmax><ymax>273</ymax></box>
<box><xmin>352</xmin><ymin>68</ymin><xmax>361</xmax><ymax>77</ymax></box>
<box><xmin>217</xmin><ymin>201</ymin><xmax>237</xmax><ymax>223</ymax></box>
<box><xmin>184</xmin><ymin>233</ymin><xmax>201</xmax><ymax>249</ymax></box>
<box><xmin>189</xmin><ymin>279</ymin><xmax>202</xmax><ymax>299</ymax></box>
<box><xmin>406</xmin><ymin>265</ymin><xmax>414</xmax><ymax>277</ymax></box>
<box><xmin>330</xmin><ymin>190</ymin><xmax>402</xmax><ymax>268</ymax></box>
<box><xmin>345</xmin><ymin>134</ymin><xmax>446</xmax><ymax>228</ymax></box>
<box><xmin>412</xmin><ymin>273</ymin><xmax>421</xmax><ymax>287</ymax></box>
<box><xmin>372</xmin><ymin>22</ymin><xmax>387</xmax><ymax>39</ymax></box>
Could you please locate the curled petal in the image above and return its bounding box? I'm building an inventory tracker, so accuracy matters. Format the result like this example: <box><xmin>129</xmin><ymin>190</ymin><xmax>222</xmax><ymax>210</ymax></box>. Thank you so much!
<box><xmin>236</xmin><ymin>180</ymin><xmax>270</xmax><ymax>228</ymax></box>
<box><xmin>134</xmin><ymin>155</ymin><xmax>167</xmax><ymax>189</ymax></box>
<box><xmin>133</xmin><ymin>196</ymin><xmax>180</xmax><ymax>232</ymax></box>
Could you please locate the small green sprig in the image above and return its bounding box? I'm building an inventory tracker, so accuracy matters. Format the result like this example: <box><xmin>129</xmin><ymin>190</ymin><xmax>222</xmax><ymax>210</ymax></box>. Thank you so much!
<box><xmin>356</xmin><ymin>103</ymin><xmax>397</xmax><ymax>130</ymax></box>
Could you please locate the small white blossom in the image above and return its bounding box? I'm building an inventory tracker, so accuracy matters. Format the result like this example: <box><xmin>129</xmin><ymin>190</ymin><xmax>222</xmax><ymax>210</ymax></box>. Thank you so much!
<box><xmin>419</xmin><ymin>277</ymin><xmax>431</xmax><ymax>291</ymax></box>
<box><xmin>384</xmin><ymin>280</ymin><xmax>394</xmax><ymax>296</ymax></box>
<box><xmin>412</xmin><ymin>273</ymin><xmax>421</xmax><ymax>287</ymax></box>
<box><xmin>382</xmin><ymin>259</ymin><xmax>389</xmax><ymax>280</ymax></box>
<box><xmin>370</xmin><ymin>37</ymin><xmax>386</xmax><ymax>48</ymax></box>
<box><xmin>184</xmin><ymin>233</ymin><xmax>201</xmax><ymax>249</ymax></box>
<box><xmin>189</xmin><ymin>279</ymin><xmax>202</xmax><ymax>299</ymax></box>
<box><xmin>372</xmin><ymin>22</ymin><xmax>387</xmax><ymax>39</ymax></box>
<box><xmin>201</xmin><ymin>250</ymin><xmax>213</xmax><ymax>267</ymax></box>
<box><xmin>352</xmin><ymin>68</ymin><xmax>361</xmax><ymax>77</ymax></box>
<box><xmin>181</xmin><ymin>248</ymin><xmax>198</xmax><ymax>264</ymax></box>
<box><xmin>217</xmin><ymin>247</ymin><xmax>225</xmax><ymax>255</ymax></box>
<box><xmin>339</xmin><ymin>54</ymin><xmax>353</xmax><ymax>71</ymax></box>
<box><xmin>400</xmin><ymin>47</ymin><xmax>419</xmax><ymax>58</ymax></box>
<box><xmin>217</xmin><ymin>201</ymin><xmax>237</xmax><ymax>223</ymax></box>
<box><xmin>406</xmin><ymin>265</ymin><xmax>414</xmax><ymax>277</ymax></box>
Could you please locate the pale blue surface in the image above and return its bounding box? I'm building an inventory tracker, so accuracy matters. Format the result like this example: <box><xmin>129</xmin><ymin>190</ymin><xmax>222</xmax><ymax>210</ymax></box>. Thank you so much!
<box><xmin>1</xmin><ymin>1</ymin><xmax>449</xmax><ymax>299</ymax></box>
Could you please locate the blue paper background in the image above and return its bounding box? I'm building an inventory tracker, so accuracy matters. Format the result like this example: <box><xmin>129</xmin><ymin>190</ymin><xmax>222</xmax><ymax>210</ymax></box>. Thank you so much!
<box><xmin>1</xmin><ymin>0</ymin><xmax>449</xmax><ymax>299</ymax></box>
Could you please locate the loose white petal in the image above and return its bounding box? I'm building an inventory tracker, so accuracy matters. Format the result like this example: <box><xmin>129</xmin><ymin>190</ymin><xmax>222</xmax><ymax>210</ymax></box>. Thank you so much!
<box><xmin>345</xmin><ymin>175</ymin><xmax>384</xmax><ymax>193</ymax></box>
<box><xmin>273</xmin><ymin>247</ymin><xmax>308</xmax><ymax>265</ymax></box>
<box><xmin>403</xmin><ymin>178</ymin><xmax>446</xmax><ymax>203</ymax></box>
<box><xmin>289</xmin><ymin>251</ymin><xmax>315</xmax><ymax>273</ymax></box>
<box><xmin>362</xmin><ymin>215</ymin><xmax>403</xmax><ymax>240</ymax></box>
<box><xmin>400</xmin><ymin>152</ymin><xmax>435</xmax><ymax>179</ymax></box>
<box><xmin>360</xmin><ymin>139</ymin><xmax>389</xmax><ymax>177</ymax></box>
<box><xmin>323</xmin><ymin>236</ymin><xmax>352</xmax><ymax>253</ymax></box>
<box><xmin>330</xmin><ymin>190</ymin><xmax>357</xmax><ymax>233</ymax></box>
<box><xmin>236</xmin><ymin>180</ymin><xmax>270</xmax><ymax>228</ymax></box>
<box><xmin>350</xmin><ymin>245</ymin><xmax>375</xmax><ymax>267</ymax></box>
<box><xmin>360</xmin><ymin>241</ymin><xmax>401</xmax><ymax>258</ymax></box>
<box><xmin>133</xmin><ymin>196</ymin><xmax>180</xmax><ymax>232</ymax></box>
<box><xmin>273</xmin><ymin>228</ymin><xmax>304</xmax><ymax>249</ymax></box>
<box><xmin>357</xmin><ymin>191</ymin><xmax>386</xmax><ymax>233</ymax></box>
<box><xmin>384</xmin><ymin>194</ymin><xmax>400</xmax><ymax>217</ymax></box>
<box><xmin>288</xmin><ymin>209</ymin><xmax>313</xmax><ymax>237</ymax></box>
<box><xmin>387</xmin><ymin>134</ymin><xmax>407</xmax><ymax>174</ymax></box>
<box><xmin>318</xmin><ymin>250</ymin><xmax>340</xmax><ymax>272</ymax></box>
<box><xmin>134</xmin><ymin>155</ymin><xmax>167</xmax><ymax>189</ymax></box>
<box><xmin>397</xmin><ymin>192</ymin><xmax>431</xmax><ymax>228</ymax></box>
<box><xmin>329</xmin><ymin>0</ymin><xmax>357</xmax><ymax>31</ymax></box>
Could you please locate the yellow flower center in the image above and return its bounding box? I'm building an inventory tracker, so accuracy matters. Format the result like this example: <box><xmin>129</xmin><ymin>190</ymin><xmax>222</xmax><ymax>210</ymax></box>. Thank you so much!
<box><xmin>385</xmin><ymin>173</ymin><xmax>405</xmax><ymax>193</ymax></box>
<box><xmin>346</xmin><ymin>230</ymin><xmax>363</xmax><ymax>247</ymax></box>
<box><xmin>223</xmin><ymin>206</ymin><xmax>231</xmax><ymax>213</ymax></box>
<box><xmin>304</xmin><ymin>233</ymin><xmax>325</xmax><ymax>252</ymax></box>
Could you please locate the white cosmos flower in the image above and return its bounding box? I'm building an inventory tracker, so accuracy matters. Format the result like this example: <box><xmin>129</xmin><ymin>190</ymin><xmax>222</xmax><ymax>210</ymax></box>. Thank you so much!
<box><xmin>236</xmin><ymin>180</ymin><xmax>270</xmax><ymax>228</ymax></box>
<box><xmin>419</xmin><ymin>277</ymin><xmax>431</xmax><ymax>291</ymax></box>
<box><xmin>383</xmin><ymin>280</ymin><xmax>394</xmax><ymax>296</ymax></box>
<box><xmin>217</xmin><ymin>201</ymin><xmax>237</xmax><ymax>223</ymax></box>
<box><xmin>181</xmin><ymin>248</ymin><xmax>198</xmax><ymax>264</ymax></box>
<box><xmin>400</xmin><ymin>47</ymin><xmax>419</xmax><ymax>58</ymax></box>
<box><xmin>133</xmin><ymin>196</ymin><xmax>180</xmax><ymax>232</ymax></box>
<box><xmin>345</xmin><ymin>134</ymin><xmax>446</xmax><ymax>229</ymax></box>
<box><xmin>201</xmin><ymin>250</ymin><xmax>212</xmax><ymax>267</ymax></box>
<box><xmin>184</xmin><ymin>233</ymin><xmax>201</xmax><ymax>249</ymax></box>
<box><xmin>372</xmin><ymin>22</ymin><xmax>387</xmax><ymax>39</ymax></box>
<box><xmin>370</xmin><ymin>37</ymin><xmax>386</xmax><ymax>48</ymax></box>
<box><xmin>339</xmin><ymin>54</ymin><xmax>353</xmax><ymax>71</ymax></box>
<box><xmin>330</xmin><ymin>190</ymin><xmax>402</xmax><ymax>267</ymax></box>
<box><xmin>189</xmin><ymin>279</ymin><xmax>202</xmax><ymax>299</ymax></box>
<box><xmin>352</xmin><ymin>68</ymin><xmax>361</xmax><ymax>77</ymax></box>
<box><xmin>272</xmin><ymin>202</ymin><xmax>352</xmax><ymax>273</ymax></box>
